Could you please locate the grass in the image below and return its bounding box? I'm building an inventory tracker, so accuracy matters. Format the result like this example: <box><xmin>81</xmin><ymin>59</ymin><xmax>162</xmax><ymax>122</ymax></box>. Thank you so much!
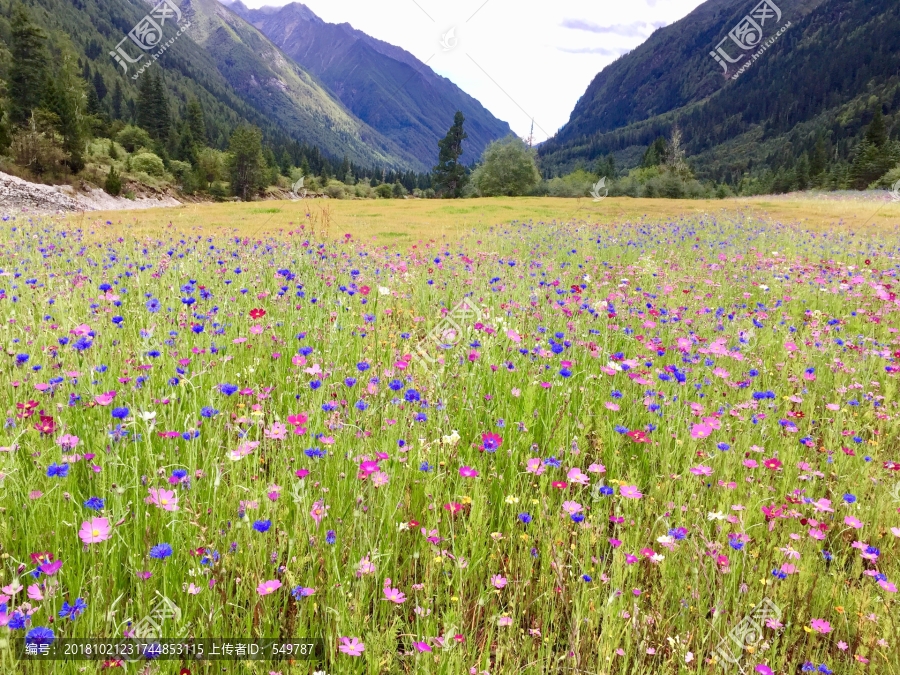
<box><xmin>76</xmin><ymin>195</ymin><xmax>900</xmax><ymax>243</ymax></box>
<box><xmin>0</xmin><ymin>203</ymin><xmax>898</xmax><ymax>674</ymax></box>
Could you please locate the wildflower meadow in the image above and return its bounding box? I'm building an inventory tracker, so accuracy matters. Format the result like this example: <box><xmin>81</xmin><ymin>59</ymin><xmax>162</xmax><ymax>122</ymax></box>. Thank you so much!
<box><xmin>0</xmin><ymin>212</ymin><xmax>899</xmax><ymax>675</ymax></box>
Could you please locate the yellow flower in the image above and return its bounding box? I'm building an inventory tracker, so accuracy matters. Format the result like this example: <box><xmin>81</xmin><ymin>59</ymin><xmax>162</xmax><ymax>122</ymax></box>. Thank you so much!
<box><xmin>461</xmin><ymin>495</ymin><xmax>472</xmax><ymax>505</ymax></box>
<box><xmin>504</xmin><ymin>495</ymin><xmax>519</xmax><ymax>505</ymax></box>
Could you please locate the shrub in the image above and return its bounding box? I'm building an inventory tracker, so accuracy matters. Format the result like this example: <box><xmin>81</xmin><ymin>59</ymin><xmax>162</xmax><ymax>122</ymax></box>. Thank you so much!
<box><xmin>324</xmin><ymin>181</ymin><xmax>346</xmax><ymax>199</ymax></box>
<box><xmin>131</xmin><ymin>152</ymin><xmax>165</xmax><ymax>177</ymax></box>
<box><xmin>374</xmin><ymin>183</ymin><xmax>393</xmax><ymax>199</ymax></box>
<box><xmin>116</xmin><ymin>125</ymin><xmax>152</xmax><ymax>153</ymax></box>
<box><xmin>104</xmin><ymin>166</ymin><xmax>122</xmax><ymax>196</ymax></box>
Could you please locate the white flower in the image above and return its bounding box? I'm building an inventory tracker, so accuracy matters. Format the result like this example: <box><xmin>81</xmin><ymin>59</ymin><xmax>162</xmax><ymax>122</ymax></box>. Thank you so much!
<box><xmin>378</xmin><ymin>286</ymin><xmax>391</xmax><ymax>296</ymax></box>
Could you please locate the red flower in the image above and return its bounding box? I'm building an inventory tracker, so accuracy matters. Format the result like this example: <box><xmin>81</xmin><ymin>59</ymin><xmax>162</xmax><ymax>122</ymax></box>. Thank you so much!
<box><xmin>551</xmin><ymin>481</ymin><xmax>569</xmax><ymax>489</ymax></box>
<box><xmin>249</xmin><ymin>308</ymin><xmax>266</xmax><ymax>319</ymax></box>
<box><xmin>763</xmin><ymin>457</ymin><xmax>782</xmax><ymax>471</ymax></box>
<box><xmin>627</xmin><ymin>430</ymin><xmax>649</xmax><ymax>443</ymax></box>
<box><xmin>443</xmin><ymin>502</ymin><xmax>462</xmax><ymax>514</ymax></box>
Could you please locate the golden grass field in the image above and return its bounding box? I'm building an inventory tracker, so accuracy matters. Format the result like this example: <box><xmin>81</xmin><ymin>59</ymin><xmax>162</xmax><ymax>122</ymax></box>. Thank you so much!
<box><xmin>71</xmin><ymin>195</ymin><xmax>900</xmax><ymax>240</ymax></box>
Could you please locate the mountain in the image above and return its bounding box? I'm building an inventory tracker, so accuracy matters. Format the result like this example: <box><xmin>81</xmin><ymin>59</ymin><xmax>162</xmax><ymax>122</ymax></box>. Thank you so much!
<box><xmin>179</xmin><ymin>0</ymin><xmax>423</xmax><ymax>169</ymax></box>
<box><xmin>0</xmin><ymin>0</ymin><xmax>421</xmax><ymax>171</ymax></box>
<box><xmin>539</xmin><ymin>0</ymin><xmax>900</xmax><ymax>184</ymax></box>
<box><xmin>226</xmin><ymin>1</ymin><xmax>514</xmax><ymax>167</ymax></box>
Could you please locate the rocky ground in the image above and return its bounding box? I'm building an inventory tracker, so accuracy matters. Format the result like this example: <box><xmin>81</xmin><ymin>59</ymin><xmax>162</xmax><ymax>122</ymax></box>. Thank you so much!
<box><xmin>0</xmin><ymin>171</ymin><xmax>181</xmax><ymax>214</ymax></box>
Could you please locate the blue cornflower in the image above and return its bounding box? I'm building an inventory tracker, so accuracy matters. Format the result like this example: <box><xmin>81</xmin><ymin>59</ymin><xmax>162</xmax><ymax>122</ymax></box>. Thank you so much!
<box><xmin>149</xmin><ymin>544</ymin><xmax>173</xmax><ymax>560</ymax></box>
<box><xmin>843</xmin><ymin>493</ymin><xmax>856</xmax><ymax>504</ymax></box>
<box><xmin>717</xmin><ymin>442</ymin><xmax>731</xmax><ymax>451</ymax></box>
<box><xmin>84</xmin><ymin>497</ymin><xmax>104</xmax><ymax>510</ymax></box>
<box><xmin>388</xmin><ymin>379</ymin><xmax>403</xmax><ymax>391</ymax></box>
<box><xmin>344</xmin><ymin>377</ymin><xmax>357</xmax><ymax>387</ymax></box>
<box><xmin>304</xmin><ymin>447</ymin><xmax>325</xmax><ymax>459</ymax></box>
<box><xmin>518</xmin><ymin>513</ymin><xmax>532</xmax><ymax>524</ymax></box>
<box><xmin>146</xmin><ymin>298</ymin><xmax>161</xmax><ymax>313</ymax></box>
<box><xmin>325</xmin><ymin>530</ymin><xmax>336</xmax><ymax>545</ymax></box>
<box><xmin>404</xmin><ymin>389</ymin><xmax>421</xmax><ymax>403</ymax></box>
<box><xmin>419</xmin><ymin>461</ymin><xmax>432</xmax><ymax>472</ymax></box>
<box><xmin>219</xmin><ymin>383</ymin><xmax>238</xmax><ymax>396</ymax></box>
<box><xmin>47</xmin><ymin>463</ymin><xmax>69</xmax><ymax>478</ymax></box>
<box><xmin>200</xmin><ymin>406</ymin><xmax>219</xmax><ymax>418</ymax></box>
<box><xmin>24</xmin><ymin>626</ymin><xmax>54</xmax><ymax>644</ymax></box>
<box><xmin>58</xmin><ymin>598</ymin><xmax>87</xmax><ymax>621</ymax></box>
<box><xmin>252</xmin><ymin>520</ymin><xmax>271</xmax><ymax>533</ymax></box>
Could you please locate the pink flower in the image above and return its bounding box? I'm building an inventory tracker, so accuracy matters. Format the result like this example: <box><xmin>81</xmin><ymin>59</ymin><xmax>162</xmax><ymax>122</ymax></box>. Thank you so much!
<box><xmin>844</xmin><ymin>515</ymin><xmax>863</xmax><ymax>529</ymax></box>
<box><xmin>413</xmin><ymin>641</ymin><xmax>432</xmax><ymax>652</ymax></box>
<box><xmin>497</xmin><ymin>616</ymin><xmax>513</xmax><ymax>626</ymax></box>
<box><xmin>79</xmin><ymin>517</ymin><xmax>111</xmax><ymax>544</ymax></box>
<box><xmin>257</xmin><ymin>579</ymin><xmax>282</xmax><ymax>596</ymax></box>
<box><xmin>310</xmin><ymin>500</ymin><xmax>328</xmax><ymax>526</ymax></box>
<box><xmin>459</xmin><ymin>466</ymin><xmax>478</xmax><ymax>478</ymax></box>
<box><xmin>810</xmin><ymin>618</ymin><xmax>832</xmax><ymax>634</ymax></box>
<box><xmin>490</xmin><ymin>574</ymin><xmax>507</xmax><ymax>589</ymax></box>
<box><xmin>690</xmin><ymin>465</ymin><xmax>713</xmax><ymax>476</ymax></box>
<box><xmin>356</xmin><ymin>556</ymin><xmax>375</xmax><ymax>577</ymax></box>
<box><xmin>525</xmin><ymin>458</ymin><xmax>545</xmax><ymax>475</ymax></box>
<box><xmin>562</xmin><ymin>500</ymin><xmax>583</xmax><ymax>515</ymax></box>
<box><xmin>146</xmin><ymin>488</ymin><xmax>179</xmax><ymax>511</ymax></box>
<box><xmin>229</xmin><ymin>441</ymin><xmax>259</xmax><ymax>461</ymax></box>
<box><xmin>755</xmin><ymin>665</ymin><xmax>774</xmax><ymax>675</ymax></box>
<box><xmin>566</xmin><ymin>467</ymin><xmax>589</xmax><ymax>484</ymax></box>
<box><xmin>878</xmin><ymin>580</ymin><xmax>897</xmax><ymax>593</ymax></box>
<box><xmin>57</xmin><ymin>434</ymin><xmax>79</xmax><ymax>449</ymax></box>
<box><xmin>690</xmin><ymin>423</ymin><xmax>712</xmax><ymax>439</ymax></box>
<box><xmin>383</xmin><ymin>586</ymin><xmax>407</xmax><ymax>604</ymax></box>
<box><xmin>763</xmin><ymin>457</ymin><xmax>782</xmax><ymax>471</ymax></box>
<box><xmin>94</xmin><ymin>391</ymin><xmax>116</xmax><ymax>406</ymax></box>
<box><xmin>619</xmin><ymin>485</ymin><xmax>643</xmax><ymax>499</ymax></box>
<box><xmin>338</xmin><ymin>636</ymin><xmax>365</xmax><ymax>656</ymax></box>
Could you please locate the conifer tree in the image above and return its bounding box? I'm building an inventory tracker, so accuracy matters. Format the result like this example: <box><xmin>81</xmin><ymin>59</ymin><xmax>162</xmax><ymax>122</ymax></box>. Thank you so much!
<box><xmin>9</xmin><ymin>3</ymin><xmax>49</xmax><ymax>126</ymax></box>
<box><xmin>433</xmin><ymin>111</ymin><xmax>468</xmax><ymax>198</ymax></box>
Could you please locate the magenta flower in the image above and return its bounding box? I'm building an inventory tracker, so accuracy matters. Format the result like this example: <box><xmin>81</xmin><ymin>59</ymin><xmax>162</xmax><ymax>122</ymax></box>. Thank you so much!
<box><xmin>338</xmin><ymin>636</ymin><xmax>365</xmax><ymax>656</ymax></box>
<box><xmin>619</xmin><ymin>485</ymin><xmax>643</xmax><ymax>499</ymax></box>
<box><xmin>256</xmin><ymin>579</ymin><xmax>282</xmax><ymax>596</ymax></box>
<box><xmin>146</xmin><ymin>488</ymin><xmax>179</xmax><ymax>512</ymax></box>
<box><xmin>690</xmin><ymin>423</ymin><xmax>712</xmax><ymax>439</ymax></box>
<box><xmin>383</xmin><ymin>585</ymin><xmax>406</xmax><ymax>604</ymax></box>
<box><xmin>810</xmin><ymin>618</ymin><xmax>832</xmax><ymax>634</ymax></box>
<box><xmin>459</xmin><ymin>466</ymin><xmax>478</xmax><ymax>478</ymax></box>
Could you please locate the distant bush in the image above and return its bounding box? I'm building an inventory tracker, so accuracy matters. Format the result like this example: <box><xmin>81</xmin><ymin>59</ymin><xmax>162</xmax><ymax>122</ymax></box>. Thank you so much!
<box><xmin>374</xmin><ymin>183</ymin><xmax>393</xmax><ymax>199</ymax></box>
<box><xmin>545</xmin><ymin>169</ymin><xmax>595</xmax><ymax>197</ymax></box>
<box><xmin>131</xmin><ymin>152</ymin><xmax>165</xmax><ymax>177</ymax></box>
<box><xmin>116</xmin><ymin>125</ymin><xmax>152</xmax><ymax>153</ymax></box>
<box><xmin>104</xmin><ymin>166</ymin><xmax>122</xmax><ymax>196</ymax></box>
<box><xmin>324</xmin><ymin>180</ymin><xmax>346</xmax><ymax>199</ymax></box>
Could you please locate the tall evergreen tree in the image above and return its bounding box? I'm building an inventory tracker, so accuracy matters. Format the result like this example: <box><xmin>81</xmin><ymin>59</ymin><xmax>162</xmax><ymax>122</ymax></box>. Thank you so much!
<box><xmin>93</xmin><ymin>71</ymin><xmax>107</xmax><ymax>102</ymax></box>
<box><xmin>850</xmin><ymin>106</ymin><xmax>898</xmax><ymax>189</ymax></box>
<box><xmin>8</xmin><ymin>2</ymin><xmax>49</xmax><ymax>126</ymax></box>
<box><xmin>111</xmin><ymin>81</ymin><xmax>123</xmax><ymax>120</ymax></box>
<box><xmin>433</xmin><ymin>111</ymin><xmax>468</xmax><ymax>198</ymax></box>
<box><xmin>228</xmin><ymin>125</ymin><xmax>265</xmax><ymax>201</ymax></box>
<box><xmin>137</xmin><ymin>72</ymin><xmax>170</xmax><ymax>140</ymax></box>
<box><xmin>186</xmin><ymin>98</ymin><xmax>207</xmax><ymax>147</ymax></box>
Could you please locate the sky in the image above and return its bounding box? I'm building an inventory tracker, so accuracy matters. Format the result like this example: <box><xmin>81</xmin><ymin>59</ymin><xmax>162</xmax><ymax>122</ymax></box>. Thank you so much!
<box><xmin>232</xmin><ymin>0</ymin><xmax>706</xmax><ymax>143</ymax></box>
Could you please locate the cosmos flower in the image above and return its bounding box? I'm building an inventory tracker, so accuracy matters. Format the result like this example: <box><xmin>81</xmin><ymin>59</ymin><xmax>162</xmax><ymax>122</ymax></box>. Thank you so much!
<box><xmin>338</xmin><ymin>636</ymin><xmax>364</xmax><ymax>656</ymax></box>
<box><xmin>257</xmin><ymin>579</ymin><xmax>282</xmax><ymax>596</ymax></box>
<box><xmin>78</xmin><ymin>518</ymin><xmax>111</xmax><ymax>544</ymax></box>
